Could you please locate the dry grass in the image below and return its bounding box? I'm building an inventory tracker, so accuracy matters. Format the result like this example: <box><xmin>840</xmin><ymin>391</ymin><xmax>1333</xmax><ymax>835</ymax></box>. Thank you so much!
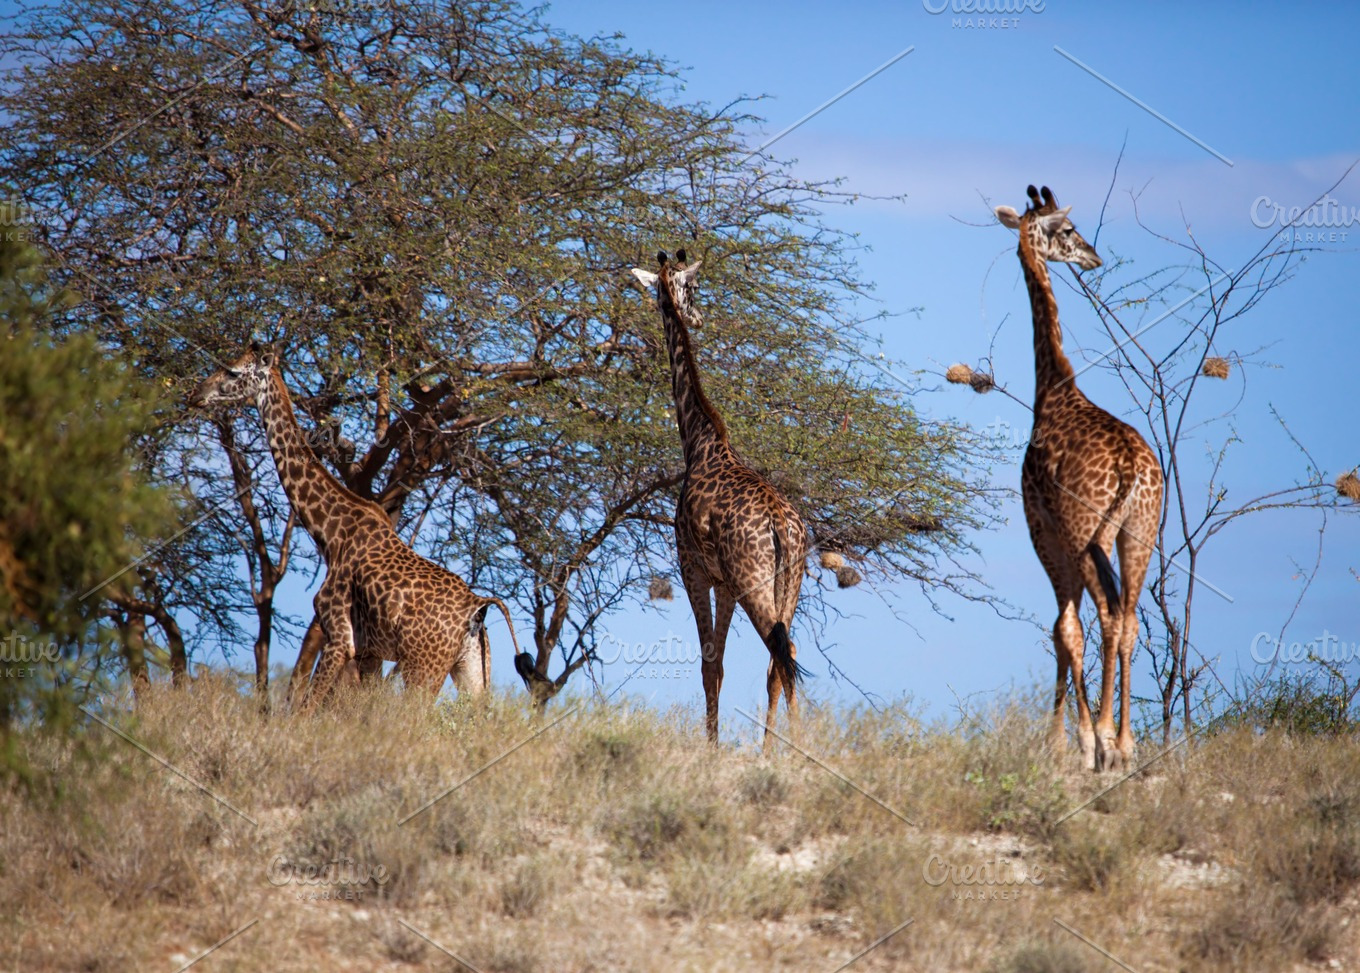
<box><xmin>3</xmin><ymin>675</ymin><xmax>1359</xmax><ymax>971</ymax></box>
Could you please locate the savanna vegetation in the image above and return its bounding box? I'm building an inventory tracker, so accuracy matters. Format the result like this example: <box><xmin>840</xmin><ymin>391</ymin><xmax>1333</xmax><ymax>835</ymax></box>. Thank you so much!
<box><xmin>4</xmin><ymin>678</ymin><xmax>1359</xmax><ymax>971</ymax></box>
<box><xmin>1</xmin><ymin>2</ymin><xmax>1358</xmax><ymax>971</ymax></box>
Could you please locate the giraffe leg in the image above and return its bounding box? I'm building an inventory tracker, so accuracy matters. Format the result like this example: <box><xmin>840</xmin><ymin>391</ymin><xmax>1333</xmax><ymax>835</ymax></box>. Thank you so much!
<box><xmin>306</xmin><ymin>640</ymin><xmax>356</xmax><ymax>713</ymax></box>
<box><xmin>286</xmin><ymin>617</ymin><xmax>326</xmax><ymax>710</ymax></box>
<box><xmin>1051</xmin><ymin>626</ymin><xmax>1071</xmax><ymax>758</ymax></box>
<box><xmin>1055</xmin><ymin>592</ymin><xmax>1097</xmax><ymax>770</ymax></box>
<box><xmin>298</xmin><ymin>577</ymin><xmax>357</xmax><ymax>714</ymax></box>
<box><xmin>735</xmin><ymin>589</ymin><xmax>790</xmax><ymax>754</ymax></box>
<box><xmin>1028</xmin><ymin>502</ymin><xmax>1094</xmax><ymax>769</ymax></box>
<box><xmin>355</xmin><ymin>651</ymin><xmax>383</xmax><ymax>682</ymax></box>
<box><xmin>680</xmin><ymin>560</ymin><xmax>720</xmax><ymax>743</ymax></box>
<box><xmin>400</xmin><ymin>655</ymin><xmax>446</xmax><ymax>698</ymax></box>
<box><xmin>1113</xmin><ymin>522</ymin><xmax>1155</xmax><ymax>768</ymax></box>
<box><xmin>452</xmin><ymin>607</ymin><xmax>490</xmax><ymax>698</ymax></box>
<box><xmin>711</xmin><ymin>585</ymin><xmax>736</xmax><ymax>732</ymax></box>
<box><xmin>1078</xmin><ymin>542</ymin><xmax>1124</xmax><ymax>773</ymax></box>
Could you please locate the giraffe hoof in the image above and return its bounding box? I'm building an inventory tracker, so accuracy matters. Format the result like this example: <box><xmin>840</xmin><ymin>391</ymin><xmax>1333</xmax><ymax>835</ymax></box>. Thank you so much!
<box><xmin>1078</xmin><ymin>732</ymin><xmax>1097</xmax><ymax>772</ymax></box>
<box><xmin>1096</xmin><ymin>737</ymin><xmax>1124</xmax><ymax>774</ymax></box>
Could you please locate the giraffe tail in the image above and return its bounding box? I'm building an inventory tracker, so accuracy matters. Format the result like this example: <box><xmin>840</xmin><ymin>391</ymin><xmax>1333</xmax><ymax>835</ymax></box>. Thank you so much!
<box><xmin>1086</xmin><ymin>543</ymin><xmax>1121</xmax><ymax>616</ymax></box>
<box><xmin>769</xmin><ymin>522</ymin><xmax>809</xmax><ymax>685</ymax></box>
<box><xmin>487</xmin><ymin>596</ymin><xmax>553</xmax><ymax>697</ymax></box>
<box><xmin>480</xmin><ymin>597</ymin><xmax>522</xmax><ymax>655</ymax></box>
<box><xmin>1088</xmin><ymin>459</ymin><xmax>1138</xmax><ymax>616</ymax></box>
<box><xmin>764</xmin><ymin>621</ymin><xmax>807</xmax><ymax>687</ymax></box>
<box><xmin>482</xmin><ymin>596</ymin><xmax>532</xmax><ymax>685</ymax></box>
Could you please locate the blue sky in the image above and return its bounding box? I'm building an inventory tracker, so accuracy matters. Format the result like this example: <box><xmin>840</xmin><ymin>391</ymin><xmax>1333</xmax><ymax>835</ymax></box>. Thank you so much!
<box><xmin>510</xmin><ymin>0</ymin><xmax>1360</xmax><ymax>732</ymax></box>
<box><xmin>61</xmin><ymin>0</ymin><xmax>1349</xmax><ymax>735</ymax></box>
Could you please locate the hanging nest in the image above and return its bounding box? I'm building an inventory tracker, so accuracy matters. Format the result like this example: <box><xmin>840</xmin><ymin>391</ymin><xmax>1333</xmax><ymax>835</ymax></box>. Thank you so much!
<box><xmin>648</xmin><ymin>576</ymin><xmax>674</xmax><ymax>601</ymax></box>
<box><xmin>835</xmin><ymin>565</ymin><xmax>862</xmax><ymax>589</ymax></box>
<box><xmin>1336</xmin><ymin>470</ymin><xmax>1360</xmax><ymax>502</ymax></box>
<box><xmin>817</xmin><ymin>549</ymin><xmax>860</xmax><ymax>587</ymax></box>
<box><xmin>1201</xmin><ymin>357</ymin><xmax>1230</xmax><ymax>380</ymax></box>
<box><xmin>945</xmin><ymin>362</ymin><xmax>995</xmax><ymax>393</ymax></box>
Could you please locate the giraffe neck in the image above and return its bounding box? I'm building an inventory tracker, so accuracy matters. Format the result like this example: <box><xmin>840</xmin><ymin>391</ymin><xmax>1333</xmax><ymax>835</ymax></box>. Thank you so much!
<box><xmin>256</xmin><ymin>369</ymin><xmax>366</xmax><ymax>556</ymax></box>
<box><xmin>1018</xmin><ymin>225</ymin><xmax>1077</xmax><ymax>401</ymax></box>
<box><xmin>658</xmin><ymin>288</ymin><xmax>730</xmax><ymax>469</ymax></box>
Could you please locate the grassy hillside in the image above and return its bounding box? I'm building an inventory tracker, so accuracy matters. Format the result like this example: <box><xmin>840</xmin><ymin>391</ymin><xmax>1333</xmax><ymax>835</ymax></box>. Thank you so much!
<box><xmin>5</xmin><ymin>677</ymin><xmax>1359</xmax><ymax>972</ymax></box>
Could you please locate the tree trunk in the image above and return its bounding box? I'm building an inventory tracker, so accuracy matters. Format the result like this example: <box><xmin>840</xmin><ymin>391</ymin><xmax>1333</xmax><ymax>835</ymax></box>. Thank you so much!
<box><xmin>119</xmin><ymin>612</ymin><xmax>150</xmax><ymax>701</ymax></box>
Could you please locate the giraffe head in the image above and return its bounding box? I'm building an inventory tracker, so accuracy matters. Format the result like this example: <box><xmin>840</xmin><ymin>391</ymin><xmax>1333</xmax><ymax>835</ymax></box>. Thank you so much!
<box><xmin>629</xmin><ymin>248</ymin><xmax>704</xmax><ymax>329</ymax></box>
<box><xmin>995</xmin><ymin>184</ymin><xmax>1102</xmax><ymax>271</ymax></box>
<box><xmin>189</xmin><ymin>341</ymin><xmax>277</xmax><ymax>409</ymax></box>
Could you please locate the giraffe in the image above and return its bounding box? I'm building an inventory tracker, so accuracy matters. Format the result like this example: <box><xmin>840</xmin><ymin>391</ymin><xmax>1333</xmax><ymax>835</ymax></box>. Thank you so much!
<box><xmin>189</xmin><ymin>342</ymin><xmax>524</xmax><ymax>711</ymax></box>
<box><xmin>995</xmin><ymin>185</ymin><xmax>1164</xmax><ymax>772</ymax></box>
<box><xmin>630</xmin><ymin>250</ymin><xmax>809</xmax><ymax>749</ymax></box>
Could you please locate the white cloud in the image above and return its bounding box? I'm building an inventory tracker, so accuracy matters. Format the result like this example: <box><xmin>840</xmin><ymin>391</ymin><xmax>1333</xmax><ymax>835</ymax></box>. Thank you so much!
<box><xmin>773</xmin><ymin>133</ymin><xmax>1360</xmax><ymax>238</ymax></box>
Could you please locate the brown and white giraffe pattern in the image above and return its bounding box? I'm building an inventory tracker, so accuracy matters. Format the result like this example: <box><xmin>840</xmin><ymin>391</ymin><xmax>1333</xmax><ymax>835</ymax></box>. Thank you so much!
<box><xmin>996</xmin><ymin>186</ymin><xmax>1164</xmax><ymax>773</ymax></box>
<box><xmin>190</xmin><ymin>344</ymin><xmax>522</xmax><ymax>710</ymax></box>
<box><xmin>631</xmin><ymin>251</ymin><xmax>809</xmax><ymax>748</ymax></box>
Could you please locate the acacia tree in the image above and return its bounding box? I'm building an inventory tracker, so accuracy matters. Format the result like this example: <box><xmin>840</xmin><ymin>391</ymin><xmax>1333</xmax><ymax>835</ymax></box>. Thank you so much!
<box><xmin>0</xmin><ymin>0</ymin><xmax>997</xmax><ymax>697</ymax></box>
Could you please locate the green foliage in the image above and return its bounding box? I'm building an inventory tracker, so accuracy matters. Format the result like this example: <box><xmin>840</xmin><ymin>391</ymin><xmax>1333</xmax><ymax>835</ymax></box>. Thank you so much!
<box><xmin>957</xmin><ymin>700</ymin><xmax>1068</xmax><ymax>837</ymax></box>
<box><xmin>0</xmin><ymin>228</ymin><xmax>177</xmax><ymax>741</ymax></box>
<box><xmin>0</xmin><ymin>0</ymin><xmax>997</xmax><ymax>690</ymax></box>
<box><xmin>1227</xmin><ymin>671</ymin><xmax>1360</xmax><ymax>737</ymax></box>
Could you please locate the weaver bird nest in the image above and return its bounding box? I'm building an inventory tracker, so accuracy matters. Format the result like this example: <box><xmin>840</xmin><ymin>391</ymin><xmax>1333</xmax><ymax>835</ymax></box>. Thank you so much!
<box><xmin>1201</xmin><ymin>357</ymin><xmax>1230</xmax><ymax>380</ymax></box>
<box><xmin>818</xmin><ymin>551</ymin><xmax>862</xmax><ymax>589</ymax></box>
<box><xmin>648</xmin><ymin>576</ymin><xmax>674</xmax><ymax>601</ymax></box>
<box><xmin>945</xmin><ymin>362</ymin><xmax>995</xmax><ymax>393</ymax></box>
<box><xmin>1336</xmin><ymin>470</ymin><xmax>1360</xmax><ymax>502</ymax></box>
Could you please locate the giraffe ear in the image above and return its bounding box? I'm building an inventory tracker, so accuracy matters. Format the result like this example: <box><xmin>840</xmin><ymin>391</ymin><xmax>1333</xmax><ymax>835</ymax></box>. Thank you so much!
<box><xmin>256</xmin><ymin>341</ymin><xmax>277</xmax><ymax>368</ymax></box>
<box><xmin>995</xmin><ymin>205</ymin><xmax>1022</xmax><ymax>229</ymax></box>
<box><xmin>630</xmin><ymin>268</ymin><xmax>658</xmax><ymax>287</ymax></box>
<box><xmin>1038</xmin><ymin>207</ymin><xmax>1073</xmax><ymax>233</ymax></box>
<box><xmin>673</xmin><ymin>259</ymin><xmax>702</xmax><ymax>285</ymax></box>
